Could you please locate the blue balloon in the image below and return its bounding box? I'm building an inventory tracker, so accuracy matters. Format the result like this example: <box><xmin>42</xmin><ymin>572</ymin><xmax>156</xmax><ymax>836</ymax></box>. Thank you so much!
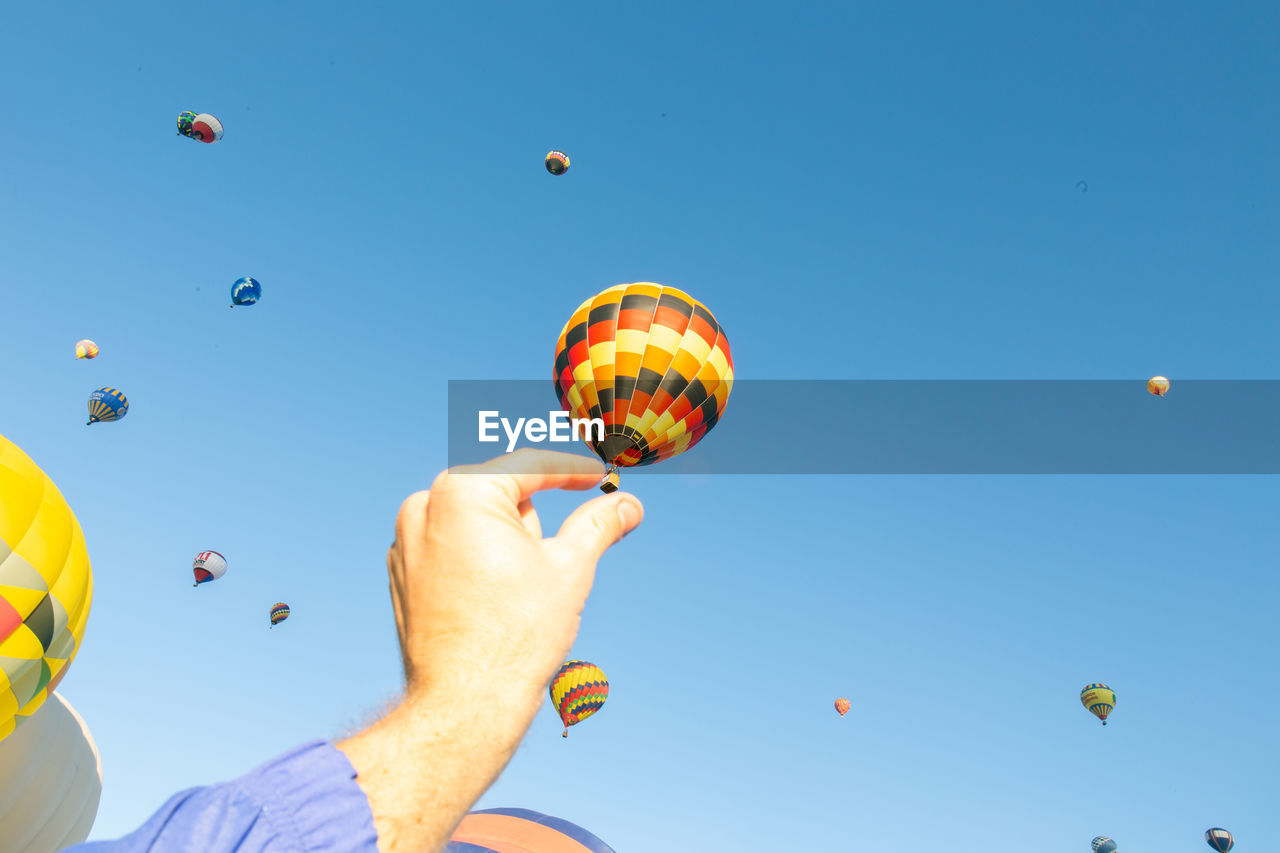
<box><xmin>231</xmin><ymin>276</ymin><xmax>262</xmax><ymax>307</ymax></box>
<box><xmin>87</xmin><ymin>387</ymin><xmax>129</xmax><ymax>425</ymax></box>
<box><xmin>1092</xmin><ymin>837</ymin><xmax>1118</xmax><ymax>853</ymax></box>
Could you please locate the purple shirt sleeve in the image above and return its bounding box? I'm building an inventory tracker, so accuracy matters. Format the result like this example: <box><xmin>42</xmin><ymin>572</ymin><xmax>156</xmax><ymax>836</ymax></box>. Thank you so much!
<box><xmin>68</xmin><ymin>741</ymin><xmax>379</xmax><ymax>853</ymax></box>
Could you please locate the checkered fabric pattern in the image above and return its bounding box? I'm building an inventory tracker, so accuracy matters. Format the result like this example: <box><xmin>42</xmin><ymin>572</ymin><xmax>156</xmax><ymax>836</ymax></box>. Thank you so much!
<box><xmin>553</xmin><ymin>283</ymin><xmax>733</xmax><ymax>469</ymax></box>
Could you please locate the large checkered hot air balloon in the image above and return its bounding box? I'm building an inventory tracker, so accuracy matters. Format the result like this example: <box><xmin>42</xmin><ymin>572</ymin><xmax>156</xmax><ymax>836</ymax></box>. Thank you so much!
<box><xmin>0</xmin><ymin>433</ymin><xmax>93</xmax><ymax>745</ymax></box>
<box><xmin>553</xmin><ymin>283</ymin><xmax>733</xmax><ymax>493</ymax></box>
<box><xmin>446</xmin><ymin>808</ymin><xmax>615</xmax><ymax>853</ymax></box>
<box><xmin>549</xmin><ymin>661</ymin><xmax>607</xmax><ymax>738</ymax></box>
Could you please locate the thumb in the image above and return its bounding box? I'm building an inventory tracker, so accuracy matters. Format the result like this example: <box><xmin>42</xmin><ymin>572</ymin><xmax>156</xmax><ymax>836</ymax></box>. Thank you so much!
<box><xmin>554</xmin><ymin>493</ymin><xmax>644</xmax><ymax>563</ymax></box>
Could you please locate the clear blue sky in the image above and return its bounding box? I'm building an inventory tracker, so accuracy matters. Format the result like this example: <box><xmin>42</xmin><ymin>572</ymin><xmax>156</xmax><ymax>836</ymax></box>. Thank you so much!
<box><xmin>2</xmin><ymin>1</ymin><xmax>1277</xmax><ymax>849</ymax></box>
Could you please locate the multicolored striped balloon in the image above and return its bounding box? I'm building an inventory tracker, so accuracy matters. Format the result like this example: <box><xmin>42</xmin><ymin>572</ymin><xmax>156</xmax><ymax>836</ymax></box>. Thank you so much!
<box><xmin>86</xmin><ymin>388</ymin><xmax>128</xmax><ymax>425</ymax></box>
<box><xmin>553</xmin><ymin>283</ymin><xmax>733</xmax><ymax>492</ymax></box>
<box><xmin>0</xmin><ymin>433</ymin><xmax>94</xmax><ymax>745</ymax></box>
<box><xmin>549</xmin><ymin>661</ymin><xmax>608</xmax><ymax>738</ymax></box>
<box><xmin>74</xmin><ymin>340</ymin><xmax>98</xmax><ymax>360</ymax></box>
<box><xmin>1081</xmin><ymin>683</ymin><xmax>1116</xmax><ymax>725</ymax></box>
<box><xmin>269</xmin><ymin>603</ymin><xmax>290</xmax><ymax>627</ymax></box>
<box><xmin>447</xmin><ymin>808</ymin><xmax>614</xmax><ymax>853</ymax></box>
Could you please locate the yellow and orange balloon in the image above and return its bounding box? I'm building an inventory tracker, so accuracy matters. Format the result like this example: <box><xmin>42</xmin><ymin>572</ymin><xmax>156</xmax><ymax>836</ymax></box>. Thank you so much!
<box><xmin>553</xmin><ymin>283</ymin><xmax>733</xmax><ymax>492</ymax></box>
<box><xmin>1147</xmin><ymin>376</ymin><xmax>1170</xmax><ymax>397</ymax></box>
<box><xmin>0</xmin><ymin>433</ymin><xmax>93</xmax><ymax>744</ymax></box>
<box><xmin>74</xmin><ymin>340</ymin><xmax>98</xmax><ymax>360</ymax></box>
<box><xmin>834</xmin><ymin>698</ymin><xmax>851</xmax><ymax>717</ymax></box>
<box><xmin>549</xmin><ymin>661</ymin><xmax>608</xmax><ymax>738</ymax></box>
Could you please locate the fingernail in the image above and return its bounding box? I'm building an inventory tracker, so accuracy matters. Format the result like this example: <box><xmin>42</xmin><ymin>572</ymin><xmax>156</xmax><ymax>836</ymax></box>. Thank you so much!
<box><xmin>616</xmin><ymin>497</ymin><xmax>642</xmax><ymax>531</ymax></box>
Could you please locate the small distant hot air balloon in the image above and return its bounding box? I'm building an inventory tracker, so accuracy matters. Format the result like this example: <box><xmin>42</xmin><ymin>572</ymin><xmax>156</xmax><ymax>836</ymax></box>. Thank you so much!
<box><xmin>192</xmin><ymin>551</ymin><xmax>227</xmax><ymax>587</ymax></box>
<box><xmin>553</xmin><ymin>283</ymin><xmax>733</xmax><ymax>493</ymax></box>
<box><xmin>1147</xmin><ymin>376</ymin><xmax>1170</xmax><ymax>397</ymax></box>
<box><xmin>1205</xmin><ymin>828</ymin><xmax>1234</xmax><ymax>852</ymax></box>
<box><xmin>545</xmin><ymin>150</ymin><xmax>570</xmax><ymax>175</ymax></box>
<box><xmin>86</xmin><ymin>388</ymin><xmax>128</xmax><ymax>425</ymax></box>
<box><xmin>231</xmin><ymin>276</ymin><xmax>262</xmax><ymax>307</ymax></box>
<box><xmin>1092</xmin><ymin>836</ymin><xmax>1118</xmax><ymax>853</ymax></box>
<box><xmin>189</xmin><ymin>113</ymin><xmax>223</xmax><ymax>143</ymax></box>
<box><xmin>270</xmin><ymin>603</ymin><xmax>290</xmax><ymax>627</ymax></box>
<box><xmin>177</xmin><ymin>111</ymin><xmax>198</xmax><ymax>138</ymax></box>
<box><xmin>1081</xmin><ymin>683</ymin><xmax>1116</xmax><ymax>725</ymax></box>
<box><xmin>550</xmin><ymin>661</ymin><xmax>608</xmax><ymax>738</ymax></box>
<box><xmin>834</xmin><ymin>698</ymin><xmax>851</xmax><ymax>717</ymax></box>
<box><xmin>447</xmin><ymin>808</ymin><xmax>615</xmax><ymax>853</ymax></box>
<box><xmin>75</xmin><ymin>340</ymin><xmax>99</xmax><ymax>359</ymax></box>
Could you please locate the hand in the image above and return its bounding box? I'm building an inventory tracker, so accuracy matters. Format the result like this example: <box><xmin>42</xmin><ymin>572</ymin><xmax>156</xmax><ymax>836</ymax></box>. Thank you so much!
<box><xmin>388</xmin><ymin>448</ymin><xmax>644</xmax><ymax>698</ymax></box>
<box><xmin>341</xmin><ymin>449</ymin><xmax>643</xmax><ymax>853</ymax></box>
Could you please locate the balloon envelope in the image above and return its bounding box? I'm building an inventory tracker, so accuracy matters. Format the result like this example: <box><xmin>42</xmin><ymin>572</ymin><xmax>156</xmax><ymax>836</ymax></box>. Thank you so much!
<box><xmin>231</xmin><ymin>277</ymin><xmax>262</xmax><ymax>306</ymax></box>
<box><xmin>74</xmin><ymin>340</ymin><xmax>98</xmax><ymax>360</ymax></box>
<box><xmin>1080</xmin><ymin>683</ymin><xmax>1116</xmax><ymax>725</ymax></box>
<box><xmin>1147</xmin><ymin>376</ymin><xmax>1170</xmax><ymax>396</ymax></box>
<box><xmin>86</xmin><ymin>388</ymin><xmax>128</xmax><ymax>425</ymax></box>
<box><xmin>192</xmin><ymin>551</ymin><xmax>227</xmax><ymax>586</ymax></box>
<box><xmin>447</xmin><ymin>808</ymin><xmax>614</xmax><ymax>853</ymax></box>
<box><xmin>545</xmin><ymin>150</ymin><xmax>570</xmax><ymax>175</ymax></box>
<box><xmin>553</xmin><ymin>283</ymin><xmax>733</xmax><ymax>479</ymax></box>
<box><xmin>549</xmin><ymin>661</ymin><xmax>608</xmax><ymax>737</ymax></box>
<box><xmin>270</xmin><ymin>603</ymin><xmax>290</xmax><ymax>626</ymax></box>
<box><xmin>834</xmin><ymin>698</ymin><xmax>851</xmax><ymax>716</ymax></box>
<box><xmin>0</xmin><ymin>692</ymin><xmax>102</xmax><ymax>853</ymax></box>
<box><xmin>1092</xmin><ymin>836</ymin><xmax>1118</xmax><ymax>853</ymax></box>
<box><xmin>0</xmin><ymin>433</ymin><xmax>93</xmax><ymax>744</ymax></box>
<box><xmin>190</xmin><ymin>113</ymin><xmax>223</xmax><ymax>143</ymax></box>
<box><xmin>1205</xmin><ymin>828</ymin><xmax>1234</xmax><ymax>851</ymax></box>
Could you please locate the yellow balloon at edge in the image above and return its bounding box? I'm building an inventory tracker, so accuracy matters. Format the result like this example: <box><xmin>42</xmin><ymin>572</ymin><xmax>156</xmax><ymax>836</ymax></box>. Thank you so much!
<box><xmin>0</xmin><ymin>433</ymin><xmax>93</xmax><ymax>745</ymax></box>
<box><xmin>1147</xmin><ymin>376</ymin><xmax>1170</xmax><ymax>397</ymax></box>
<box><xmin>1081</xmin><ymin>683</ymin><xmax>1116</xmax><ymax>725</ymax></box>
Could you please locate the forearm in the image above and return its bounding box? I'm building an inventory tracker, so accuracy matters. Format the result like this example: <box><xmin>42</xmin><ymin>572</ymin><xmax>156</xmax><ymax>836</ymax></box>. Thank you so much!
<box><xmin>336</xmin><ymin>678</ymin><xmax>544</xmax><ymax>853</ymax></box>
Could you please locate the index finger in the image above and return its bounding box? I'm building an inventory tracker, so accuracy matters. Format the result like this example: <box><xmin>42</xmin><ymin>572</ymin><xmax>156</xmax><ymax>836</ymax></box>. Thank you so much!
<box><xmin>448</xmin><ymin>448</ymin><xmax>607</xmax><ymax>504</ymax></box>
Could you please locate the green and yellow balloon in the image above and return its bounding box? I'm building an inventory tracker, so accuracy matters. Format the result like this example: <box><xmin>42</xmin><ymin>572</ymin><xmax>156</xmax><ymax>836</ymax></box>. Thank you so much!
<box><xmin>1081</xmin><ymin>683</ymin><xmax>1116</xmax><ymax>725</ymax></box>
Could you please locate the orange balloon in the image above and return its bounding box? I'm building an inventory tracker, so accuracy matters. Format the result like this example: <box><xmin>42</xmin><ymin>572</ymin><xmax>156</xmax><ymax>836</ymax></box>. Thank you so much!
<box><xmin>834</xmin><ymin>698</ymin><xmax>851</xmax><ymax>717</ymax></box>
<box><xmin>1147</xmin><ymin>376</ymin><xmax>1170</xmax><ymax>396</ymax></box>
